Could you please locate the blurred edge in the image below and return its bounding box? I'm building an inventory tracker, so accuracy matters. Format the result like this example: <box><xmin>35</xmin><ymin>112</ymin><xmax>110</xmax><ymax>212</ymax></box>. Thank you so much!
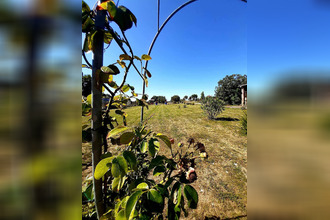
<box><xmin>0</xmin><ymin>0</ymin><xmax>81</xmax><ymax>220</ymax></box>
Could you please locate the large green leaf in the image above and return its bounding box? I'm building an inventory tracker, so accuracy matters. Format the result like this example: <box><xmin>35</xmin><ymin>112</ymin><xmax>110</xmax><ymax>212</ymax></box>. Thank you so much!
<box><xmin>136</xmin><ymin>182</ymin><xmax>149</xmax><ymax>190</ymax></box>
<box><xmin>120</xmin><ymin>132</ymin><xmax>135</xmax><ymax>145</ymax></box>
<box><xmin>148</xmin><ymin>138</ymin><xmax>160</xmax><ymax>158</ymax></box>
<box><xmin>94</xmin><ymin>156</ymin><xmax>114</xmax><ymax>180</ymax></box>
<box><xmin>114</xmin><ymin>6</ymin><xmax>136</xmax><ymax>31</ymax></box>
<box><xmin>116</xmin><ymin>209</ymin><xmax>126</xmax><ymax>220</ymax></box>
<box><xmin>119</xmin><ymin>54</ymin><xmax>132</xmax><ymax>61</ymax></box>
<box><xmin>112</xmin><ymin>176</ymin><xmax>126</xmax><ymax>192</ymax></box>
<box><xmin>148</xmin><ymin>189</ymin><xmax>163</xmax><ymax>204</ymax></box>
<box><xmin>155</xmin><ymin>133</ymin><xmax>172</xmax><ymax>150</ymax></box>
<box><xmin>111</xmin><ymin>156</ymin><xmax>128</xmax><ymax>177</ymax></box>
<box><xmin>123</xmin><ymin>151</ymin><xmax>137</xmax><ymax>171</ymax></box>
<box><xmin>107</xmin><ymin>126</ymin><xmax>129</xmax><ymax>139</ymax></box>
<box><xmin>125</xmin><ymin>190</ymin><xmax>143</xmax><ymax>219</ymax></box>
<box><xmin>149</xmin><ymin>155</ymin><xmax>165</xmax><ymax>170</ymax></box>
<box><xmin>183</xmin><ymin>185</ymin><xmax>198</xmax><ymax>209</ymax></box>
<box><xmin>153</xmin><ymin>165</ymin><xmax>166</xmax><ymax>176</ymax></box>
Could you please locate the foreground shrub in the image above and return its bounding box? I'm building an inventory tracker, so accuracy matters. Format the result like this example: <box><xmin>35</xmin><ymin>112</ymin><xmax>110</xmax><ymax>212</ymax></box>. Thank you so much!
<box><xmin>201</xmin><ymin>96</ymin><xmax>225</xmax><ymax>119</ymax></box>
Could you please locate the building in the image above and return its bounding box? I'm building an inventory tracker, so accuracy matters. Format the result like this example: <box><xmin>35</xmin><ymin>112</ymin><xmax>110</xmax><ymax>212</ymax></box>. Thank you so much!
<box><xmin>239</xmin><ymin>84</ymin><xmax>247</xmax><ymax>106</ymax></box>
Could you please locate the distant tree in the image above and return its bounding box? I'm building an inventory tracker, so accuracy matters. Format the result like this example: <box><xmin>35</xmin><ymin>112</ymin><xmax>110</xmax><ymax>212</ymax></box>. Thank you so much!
<box><xmin>82</xmin><ymin>74</ymin><xmax>91</xmax><ymax>97</ymax></box>
<box><xmin>171</xmin><ymin>95</ymin><xmax>180</xmax><ymax>103</ymax></box>
<box><xmin>184</xmin><ymin>95</ymin><xmax>188</xmax><ymax>100</ymax></box>
<box><xmin>189</xmin><ymin>94</ymin><xmax>198</xmax><ymax>101</ymax></box>
<box><xmin>215</xmin><ymin>74</ymin><xmax>247</xmax><ymax>105</ymax></box>
<box><xmin>150</xmin><ymin>95</ymin><xmax>166</xmax><ymax>103</ymax></box>
<box><xmin>200</xmin><ymin>91</ymin><xmax>205</xmax><ymax>101</ymax></box>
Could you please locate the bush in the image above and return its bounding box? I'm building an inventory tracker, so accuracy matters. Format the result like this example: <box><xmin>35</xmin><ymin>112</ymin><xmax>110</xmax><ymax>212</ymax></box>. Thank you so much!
<box><xmin>201</xmin><ymin>96</ymin><xmax>225</xmax><ymax>119</ymax></box>
<box><xmin>183</xmin><ymin>104</ymin><xmax>187</xmax><ymax>108</ymax></box>
<box><xmin>240</xmin><ymin>110</ymin><xmax>247</xmax><ymax>135</ymax></box>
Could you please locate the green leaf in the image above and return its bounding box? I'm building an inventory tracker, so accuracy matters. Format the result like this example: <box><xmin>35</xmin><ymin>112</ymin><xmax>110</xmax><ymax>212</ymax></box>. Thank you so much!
<box><xmin>104</xmin><ymin>31</ymin><xmax>113</xmax><ymax>44</ymax></box>
<box><xmin>123</xmin><ymin>150</ymin><xmax>137</xmax><ymax>171</ymax></box>
<box><xmin>155</xmin><ymin>133</ymin><xmax>172</xmax><ymax>150</ymax></box>
<box><xmin>148</xmin><ymin>138</ymin><xmax>160</xmax><ymax>158</ymax></box>
<box><xmin>114</xmin><ymin>6</ymin><xmax>135</xmax><ymax>31</ymax></box>
<box><xmin>101</xmin><ymin>65</ymin><xmax>120</xmax><ymax>75</ymax></box>
<box><xmin>115</xmin><ymin>110</ymin><xmax>128</xmax><ymax>117</ymax></box>
<box><xmin>117</xmin><ymin>60</ymin><xmax>126</xmax><ymax>68</ymax></box>
<box><xmin>109</xmin><ymin>81</ymin><xmax>118</xmax><ymax>88</ymax></box>
<box><xmin>144</xmin><ymin>76</ymin><xmax>148</xmax><ymax>87</ymax></box>
<box><xmin>120</xmin><ymin>132</ymin><xmax>135</xmax><ymax>145</ymax></box>
<box><xmin>82</xmin><ymin>16</ymin><xmax>94</xmax><ymax>33</ymax></box>
<box><xmin>144</xmin><ymin>68</ymin><xmax>152</xmax><ymax>78</ymax></box>
<box><xmin>175</xmin><ymin>185</ymin><xmax>182</xmax><ymax>210</ymax></box>
<box><xmin>111</xmin><ymin>156</ymin><xmax>128</xmax><ymax>177</ymax></box>
<box><xmin>116</xmin><ymin>209</ymin><xmax>126</xmax><ymax>220</ymax></box>
<box><xmin>121</xmin><ymin>85</ymin><xmax>130</xmax><ymax>93</ymax></box>
<box><xmin>148</xmin><ymin>189</ymin><xmax>163</xmax><ymax>204</ymax></box>
<box><xmin>183</xmin><ymin>185</ymin><xmax>198</xmax><ymax>209</ymax></box>
<box><xmin>153</xmin><ymin>165</ymin><xmax>166</xmax><ymax>176</ymax></box>
<box><xmin>136</xmin><ymin>182</ymin><xmax>149</xmax><ymax>190</ymax></box>
<box><xmin>82</xmin><ymin>1</ymin><xmax>90</xmax><ymax>13</ymax></box>
<box><xmin>119</xmin><ymin>54</ymin><xmax>132</xmax><ymax>61</ymax></box>
<box><xmin>149</xmin><ymin>155</ymin><xmax>165</xmax><ymax>170</ymax></box>
<box><xmin>82</xmin><ymin>183</ymin><xmax>93</xmax><ymax>201</ymax></box>
<box><xmin>125</xmin><ymin>190</ymin><xmax>143</xmax><ymax>219</ymax></box>
<box><xmin>94</xmin><ymin>157</ymin><xmax>114</xmax><ymax>180</ymax></box>
<box><xmin>141</xmin><ymin>54</ymin><xmax>152</xmax><ymax>61</ymax></box>
<box><xmin>107</xmin><ymin>0</ymin><xmax>117</xmax><ymax>19</ymax></box>
<box><xmin>111</xmin><ymin>176</ymin><xmax>126</xmax><ymax>192</ymax></box>
<box><xmin>130</xmin><ymin>12</ymin><xmax>137</xmax><ymax>26</ymax></box>
<box><xmin>133</xmin><ymin>55</ymin><xmax>141</xmax><ymax>61</ymax></box>
<box><xmin>140</xmin><ymin>141</ymin><xmax>148</xmax><ymax>153</ymax></box>
<box><xmin>107</xmin><ymin>126</ymin><xmax>129</xmax><ymax>139</ymax></box>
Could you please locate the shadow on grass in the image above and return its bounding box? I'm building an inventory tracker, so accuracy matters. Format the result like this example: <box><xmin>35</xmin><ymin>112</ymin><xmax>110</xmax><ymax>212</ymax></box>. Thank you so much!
<box><xmin>214</xmin><ymin>117</ymin><xmax>240</xmax><ymax>121</ymax></box>
<box><xmin>205</xmin><ymin>215</ymin><xmax>247</xmax><ymax>220</ymax></box>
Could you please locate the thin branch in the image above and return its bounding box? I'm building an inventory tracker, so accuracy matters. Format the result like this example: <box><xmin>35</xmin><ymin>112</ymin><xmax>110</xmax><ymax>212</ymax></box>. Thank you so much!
<box><xmin>105</xmin><ymin>21</ymin><xmax>144</xmax><ymax>80</ymax></box>
<box><xmin>82</xmin><ymin>50</ymin><xmax>92</xmax><ymax>68</ymax></box>
<box><xmin>103</xmin><ymin>83</ymin><xmax>114</xmax><ymax>96</ymax></box>
<box><xmin>140</xmin><ymin>0</ymin><xmax>198</xmax><ymax>122</ymax></box>
<box><xmin>105</xmin><ymin>61</ymin><xmax>133</xmax><ymax>116</ymax></box>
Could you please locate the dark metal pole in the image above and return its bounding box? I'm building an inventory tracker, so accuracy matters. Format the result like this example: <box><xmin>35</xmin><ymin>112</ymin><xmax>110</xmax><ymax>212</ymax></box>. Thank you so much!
<box><xmin>92</xmin><ymin>9</ymin><xmax>106</xmax><ymax>220</ymax></box>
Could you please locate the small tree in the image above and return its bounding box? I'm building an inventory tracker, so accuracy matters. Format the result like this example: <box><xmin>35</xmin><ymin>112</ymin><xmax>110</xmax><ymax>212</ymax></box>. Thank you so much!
<box><xmin>200</xmin><ymin>91</ymin><xmax>205</xmax><ymax>101</ymax></box>
<box><xmin>171</xmin><ymin>95</ymin><xmax>180</xmax><ymax>103</ymax></box>
<box><xmin>184</xmin><ymin>95</ymin><xmax>188</xmax><ymax>100</ymax></box>
<box><xmin>201</xmin><ymin>96</ymin><xmax>225</xmax><ymax>119</ymax></box>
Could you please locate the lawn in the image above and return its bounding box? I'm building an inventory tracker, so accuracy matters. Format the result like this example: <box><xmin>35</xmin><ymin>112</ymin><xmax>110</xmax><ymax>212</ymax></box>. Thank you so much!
<box><xmin>82</xmin><ymin>104</ymin><xmax>247</xmax><ymax>219</ymax></box>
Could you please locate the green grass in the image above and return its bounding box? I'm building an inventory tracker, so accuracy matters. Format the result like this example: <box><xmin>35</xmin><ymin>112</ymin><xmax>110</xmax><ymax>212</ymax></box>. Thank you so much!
<box><xmin>82</xmin><ymin>104</ymin><xmax>247</xmax><ymax>219</ymax></box>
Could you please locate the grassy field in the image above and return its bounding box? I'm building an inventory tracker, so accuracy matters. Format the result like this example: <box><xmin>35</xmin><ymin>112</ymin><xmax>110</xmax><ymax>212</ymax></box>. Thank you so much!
<box><xmin>82</xmin><ymin>104</ymin><xmax>247</xmax><ymax>219</ymax></box>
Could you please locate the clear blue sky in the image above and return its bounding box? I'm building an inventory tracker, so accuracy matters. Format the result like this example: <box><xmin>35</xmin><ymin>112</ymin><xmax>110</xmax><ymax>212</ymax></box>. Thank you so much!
<box><xmin>83</xmin><ymin>0</ymin><xmax>330</xmax><ymax>101</ymax></box>
<box><xmin>248</xmin><ymin>0</ymin><xmax>330</xmax><ymax>99</ymax></box>
<box><xmin>82</xmin><ymin>0</ymin><xmax>247</xmax><ymax>101</ymax></box>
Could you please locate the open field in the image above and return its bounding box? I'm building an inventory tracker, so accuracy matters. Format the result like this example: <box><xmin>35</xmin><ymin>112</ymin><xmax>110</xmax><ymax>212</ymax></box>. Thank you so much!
<box><xmin>82</xmin><ymin>104</ymin><xmax>247</xmax><ymax>219</ymax></box>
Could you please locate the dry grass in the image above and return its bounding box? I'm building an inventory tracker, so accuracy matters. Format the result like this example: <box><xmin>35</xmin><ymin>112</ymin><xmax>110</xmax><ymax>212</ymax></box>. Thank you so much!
<box><xmin>82</xmin><ymin>104</ymin><xmax>247</xmax><ymax>219</ymax></box>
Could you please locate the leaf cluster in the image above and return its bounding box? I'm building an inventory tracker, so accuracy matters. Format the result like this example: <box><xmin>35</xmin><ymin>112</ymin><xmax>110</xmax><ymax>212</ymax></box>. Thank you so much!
<box><xmin>201</xmin><ymin>96</ymin><xmax>225</xmax><ymax>120</ymax></box>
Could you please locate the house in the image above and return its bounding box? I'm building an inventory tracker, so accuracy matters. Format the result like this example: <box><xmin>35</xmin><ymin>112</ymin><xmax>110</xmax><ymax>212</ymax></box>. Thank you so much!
<box><xmin>239</xmin><ymin>84</ymin><xmax>247</xmax><ymax>106</ymax></box>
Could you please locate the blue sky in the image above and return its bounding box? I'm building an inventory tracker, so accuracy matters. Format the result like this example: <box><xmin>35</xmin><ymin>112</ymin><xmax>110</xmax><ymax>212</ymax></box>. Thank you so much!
<box><xmin>82</xmin><ymin>0</ymin><xmax>247</xmax><ymax>100</ymax></box>
<box><xmin>248</xmin><ymin>0</ymin><xmax>330</xmax><ymax>99</ymax></box>
<box><xmin>82</xmin><ymin>0</ymin><xmax>330</xmax><ymax>101</ymax></box>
